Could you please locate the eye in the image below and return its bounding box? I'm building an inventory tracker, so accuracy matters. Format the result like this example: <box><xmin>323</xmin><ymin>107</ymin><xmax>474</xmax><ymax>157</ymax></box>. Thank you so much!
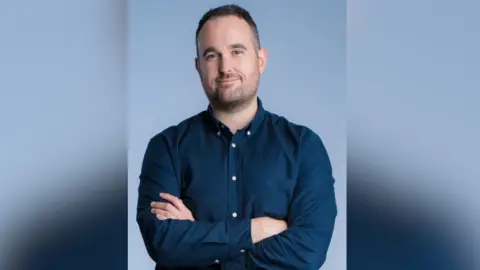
<box><xmin>205</xmin><ymin>53</ymin><xmax>217</xmax><ymax>61</ymax></box>
<box><xmin>233</xmin><ymin>50</ymin><xmax>244</xmax><ymax>55</ymax></box>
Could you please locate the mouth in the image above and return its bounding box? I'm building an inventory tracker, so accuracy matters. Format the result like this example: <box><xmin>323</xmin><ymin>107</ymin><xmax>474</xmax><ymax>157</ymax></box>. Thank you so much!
<box><xmin>217</xmin><ymin>77</ymin><xmax>240</xmax><ymax>83</ymax></box>
<box><xmin>217</xmin><ymin>80</ymin><xmax>238</xmax><ymax>84</ymax></box>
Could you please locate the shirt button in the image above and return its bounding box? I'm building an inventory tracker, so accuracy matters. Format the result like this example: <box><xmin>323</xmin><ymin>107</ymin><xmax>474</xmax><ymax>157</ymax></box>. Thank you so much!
<box><xmin>232</xmin><ymin>176</ymin><xmax>237</xmax><ymax>181</ymax></box>
<box><xmin>240</xmin><ymin>249</ymin><xmax>245</xmax><ymax>253</ymax></box>
<box><xmin>232</xmin><ymin>212</ymin><xmax>237</xmax><ymax>218</ymax></box>
<box><xmin>217</xmin><ymin>131</ymin><xmax>221</xmax><ymax>136</ymax></box>
<box><xmin>231</xmin><ymin>143</ymin><xmax>236</xmax><ymax>148</ymax></box>
<box><xmin>214</xmin><ymin>259</ymin><xmax>220</xmax><ymax>264</ymax></box>
<box><xmin>247</xmin><ymin>130</ymin><xmax>251</xmax><ymax>136</ymax></box>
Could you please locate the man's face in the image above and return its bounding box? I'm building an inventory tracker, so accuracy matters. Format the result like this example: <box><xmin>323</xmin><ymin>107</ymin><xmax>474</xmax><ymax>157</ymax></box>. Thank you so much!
<box><xmin>195</xmin><ymin>15</ymin><xmax>267</xmax><ymax>110</ymax></box>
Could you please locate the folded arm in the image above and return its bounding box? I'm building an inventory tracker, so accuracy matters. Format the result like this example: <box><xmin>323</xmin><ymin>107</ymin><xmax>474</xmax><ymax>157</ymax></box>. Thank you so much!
<box><xmin>246</xmin><ymin>132</ymin><xmax>338</xmax><ymax>269</ymax></box>
<box><xmin>136</xmin><ymin>134</ymin><xmax>254</xmax><ymax>268</ymax></box>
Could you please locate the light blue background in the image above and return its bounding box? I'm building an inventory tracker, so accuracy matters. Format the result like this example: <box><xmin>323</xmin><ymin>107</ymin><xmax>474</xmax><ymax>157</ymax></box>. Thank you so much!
<box><xmin>128</xmin><ymin>1</ymin><xmax>346</xmax><ymax>269</ymax></box>
<box><xmin>0</xmin><ymin>0</ymin><xmax>126</xmax><ymax>268</ymax></box>
<box><xmin>348</xmin><ymin>0</ymin><xmax>479</xmax><ymax>267</ymax></box>
<box><xmin>348</xmin><ymin>0</ymin><xmax>479</xmax><ymax>229</ymax></box>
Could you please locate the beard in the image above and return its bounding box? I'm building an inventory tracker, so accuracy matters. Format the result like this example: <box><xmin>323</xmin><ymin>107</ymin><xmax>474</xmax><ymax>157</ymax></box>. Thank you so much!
<box><xmin>205</xmin><ymin>79</ymin><xmax>258</xmax><ymax>112</ymax></box>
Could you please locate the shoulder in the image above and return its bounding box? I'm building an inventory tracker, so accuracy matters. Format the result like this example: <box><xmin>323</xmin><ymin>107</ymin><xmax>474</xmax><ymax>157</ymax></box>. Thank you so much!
<box><xmin>148</xmin><ymin>111</ymin><xmax>205</xmax><ymax>146</ymax></box>
<box><xmin>264</xmin><ymin>111</ymin><xmax>330</xmax><ymax>169</ymax></box>
<box><xmin>264</xmin><ymin>110</ymin><xmax>324</xmax><ymax>148</ymax></box>
<box><xmin>266</xmin><ymin>111</ymin><xmax>332</xmax><ymax>178</ymax></box>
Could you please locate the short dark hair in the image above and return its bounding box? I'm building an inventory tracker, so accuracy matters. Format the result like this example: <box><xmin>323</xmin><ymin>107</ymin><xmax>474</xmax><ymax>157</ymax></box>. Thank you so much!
<box><xmin>195</xmin><ymin>4</ymin><xmax>261</xmax><ymax>56</ymax></box>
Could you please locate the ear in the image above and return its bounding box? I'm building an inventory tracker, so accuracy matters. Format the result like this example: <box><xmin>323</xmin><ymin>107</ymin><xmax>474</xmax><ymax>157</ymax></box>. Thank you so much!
<box><xmin>257</xmin><ymin>48</ymin><xmax>268</xmax><ymax>74</ymax></box>
<box><xmin>195</xmin><ymin>57</ymin><xmax>200</xmax><ymax>73</ymax></box>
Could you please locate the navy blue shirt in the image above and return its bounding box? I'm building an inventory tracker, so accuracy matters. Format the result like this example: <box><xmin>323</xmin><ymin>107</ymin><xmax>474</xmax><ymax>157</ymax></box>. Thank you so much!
<box><xmin>137</xmin><ymin>98</ymin><xmax>337</xmax><ymax>269</ymax></box>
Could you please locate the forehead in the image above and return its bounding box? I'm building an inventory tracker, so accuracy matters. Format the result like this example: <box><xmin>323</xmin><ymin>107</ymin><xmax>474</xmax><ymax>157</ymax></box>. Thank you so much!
<box><xmin>197</xmin><ymin>15</ymin><xmax>255</xmax><ymax>49</ymax></box>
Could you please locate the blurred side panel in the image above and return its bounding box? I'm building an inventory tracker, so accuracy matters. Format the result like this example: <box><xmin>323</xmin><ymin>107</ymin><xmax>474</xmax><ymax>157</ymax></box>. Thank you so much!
<box><xmin>0</xmin><ymin>1</ymin><xmax>127</xmax><ymax>269</ymax></box>
<box><xmin>348</xmin><ymin>0</ymin><xmax>479</xmax><ymax>269</ymax></box>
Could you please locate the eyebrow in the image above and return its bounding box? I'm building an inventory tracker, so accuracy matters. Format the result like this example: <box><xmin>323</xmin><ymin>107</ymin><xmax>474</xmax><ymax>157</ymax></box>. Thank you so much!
<box><xmin>229</xmin><ymin>43</ymin><xmax>247</xmax><ymax>50</ymax></box>
<box><xmin>202</xmin><ymin>43</ymin><xmax>248</xmax><ymax>58</ymax></box>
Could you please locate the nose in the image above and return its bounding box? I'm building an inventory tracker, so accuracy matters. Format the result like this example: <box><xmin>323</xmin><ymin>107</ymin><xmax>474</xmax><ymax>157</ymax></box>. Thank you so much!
<box><xmin>218</xmin><ymin>55</ymin><xmax>233</xmax><ymax>75</ymax></box>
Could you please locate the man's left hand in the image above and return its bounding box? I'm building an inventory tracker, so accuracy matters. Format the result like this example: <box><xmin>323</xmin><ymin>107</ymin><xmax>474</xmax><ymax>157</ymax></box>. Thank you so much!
<box><xmin>150</xmin><ymin>193</ymin><xmax>195</xmax><ymax>221</ymax></box>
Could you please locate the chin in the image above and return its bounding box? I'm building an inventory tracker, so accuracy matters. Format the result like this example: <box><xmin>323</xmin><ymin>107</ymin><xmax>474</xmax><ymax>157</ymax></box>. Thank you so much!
<box><xmin>218</xmin><ymin>96</ymin><xmax>241</xmax><ymax>104</ymax></box>
<box><xmin>218</xmin><ymin>89</ymin><xmax>239</xmax><ymax>100</ymax></box>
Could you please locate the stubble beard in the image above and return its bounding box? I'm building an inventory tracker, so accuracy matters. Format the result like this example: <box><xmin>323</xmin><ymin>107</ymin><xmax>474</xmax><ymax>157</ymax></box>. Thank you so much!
<box><xmin>207</xmin><ymin>82</ymin><xmax>258</xmax><ymax>113</ymax></box>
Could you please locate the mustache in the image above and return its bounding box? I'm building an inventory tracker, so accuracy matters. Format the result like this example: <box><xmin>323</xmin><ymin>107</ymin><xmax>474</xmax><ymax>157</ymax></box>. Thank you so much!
<box><xmin>216</xmin><ymin>74</ymin><xmax>240</xmax><ymax>82</ymax></box>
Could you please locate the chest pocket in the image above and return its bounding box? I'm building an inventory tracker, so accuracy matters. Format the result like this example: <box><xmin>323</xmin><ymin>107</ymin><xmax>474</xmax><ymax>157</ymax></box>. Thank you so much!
<box><xmin>239</xmin><ymin>145</ymin><xmax>298</xmax><ymax>220</ymax></box>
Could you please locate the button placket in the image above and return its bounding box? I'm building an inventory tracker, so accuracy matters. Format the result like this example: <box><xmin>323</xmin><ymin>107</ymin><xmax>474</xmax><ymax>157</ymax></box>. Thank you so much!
<box><xmin>229</xmin><ymin>136</ymin><xmax>239</xmax><ymax>222</ymax></box>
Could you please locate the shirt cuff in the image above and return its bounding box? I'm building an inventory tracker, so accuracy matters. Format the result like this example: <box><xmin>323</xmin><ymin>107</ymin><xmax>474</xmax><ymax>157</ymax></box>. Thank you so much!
<box><xmin>227</xmin><ymin>218</ymin><xmax>254</xmax><ymax>250</ymax></box>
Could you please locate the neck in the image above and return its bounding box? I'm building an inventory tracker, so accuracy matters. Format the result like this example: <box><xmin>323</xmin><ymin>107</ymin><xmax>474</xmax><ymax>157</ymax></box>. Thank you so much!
<box><xmin>212</xmin><ymin>98</ymin><xmax>258</xmax><ymax>134</ymax></box>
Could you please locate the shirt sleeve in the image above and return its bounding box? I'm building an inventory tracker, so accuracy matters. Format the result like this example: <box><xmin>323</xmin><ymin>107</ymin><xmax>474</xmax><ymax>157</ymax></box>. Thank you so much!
<box><xmin>246</xmin><ymin>131</ymin><xmax>338</xmax><ymax>269</ymax></box>
<box><xmin>136</xmin><ymin>133</ymin><xmax>254</xmax><ymax>268</ymax></box>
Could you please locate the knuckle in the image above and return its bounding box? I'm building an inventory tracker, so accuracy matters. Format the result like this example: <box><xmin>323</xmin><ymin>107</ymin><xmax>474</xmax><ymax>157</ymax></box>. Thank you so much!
<box><xmin>171</xmin><ymin>197</ymin><xmax>180</xmax><ymax>205</ymax></box>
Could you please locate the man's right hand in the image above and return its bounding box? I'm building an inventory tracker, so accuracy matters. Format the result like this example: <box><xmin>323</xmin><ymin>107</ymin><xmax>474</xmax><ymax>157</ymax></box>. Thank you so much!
<box><xmin>251</xmin><ymin>217</ymin><xmax>288</xmax><ymax>244</ymax></box>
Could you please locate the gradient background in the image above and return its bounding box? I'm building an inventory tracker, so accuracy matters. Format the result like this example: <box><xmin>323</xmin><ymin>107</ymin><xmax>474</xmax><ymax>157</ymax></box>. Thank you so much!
<box><xmin>0</xmin><ymin>0</ymin><xmax>478</xmax><ymax>270</ymax></box>
<box><xmin>348</xmin><ymin>1</ymin><xmax>479</xmax><ymax>269</ymax></box>
<box><xmin>0</xmin><ymin>1</ymin><xmax>127</xmax><ymax>269</ymax></box>
<box><xmin>128</xmin><ymin>1</ymin><xmax>346</xmax><ymax>269</ymax></box>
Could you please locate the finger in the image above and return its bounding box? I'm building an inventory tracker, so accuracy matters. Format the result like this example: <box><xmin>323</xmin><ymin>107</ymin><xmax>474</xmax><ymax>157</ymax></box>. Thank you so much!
<box><xmin>151</xmin><ymin>207</ymin><xmax>164</xmax><ymax>216</ymax></box>
<box><xmin>164</xmin><ymin>202</ymin><xmax>181</xmax><ymax>215</ymax></box>
<box><xmin>151</xmin><ymin>201</ymin><xmax>175</xmax><ymax>211</ymax></box>
<box><xmin>159</xmin><ymin>193</ymin><xmax>181</xmax><ymax>206</ymax></box>
<box><xmin>160</xmin><ymin>193</ymin><xmax>186</xmax><ymax>211</ymax></box>
<box><xmin>152</xmin><ymin>209</ymin><xmax>176</xmax><ymax>219</ymax></box>
<box><xmin>151</xmin><ymin>201</ymin><xmax>181</xmax><ymax>217</ymax></box>
<box><xmin>152</xmin><ymin>208</ymin><xmax>176</xmax><ymax>219</ymax></box>
<box><xmin>156</xmin><ymin>214</ymin><xmax>168</xmax><ymax>220</ymax></box>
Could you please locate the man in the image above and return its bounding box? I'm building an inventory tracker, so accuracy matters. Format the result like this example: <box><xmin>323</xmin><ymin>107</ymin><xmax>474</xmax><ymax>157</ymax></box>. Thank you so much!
<box><xmin>137</xmin><ymin>4</ymin><xmax>337</xmax><ymax>269</ymax></box>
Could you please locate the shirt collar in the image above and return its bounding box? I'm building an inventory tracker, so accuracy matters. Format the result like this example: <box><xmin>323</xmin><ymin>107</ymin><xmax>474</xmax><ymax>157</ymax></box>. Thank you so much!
<box><xmin>206</xmin><ymin>97</ymin><xmax>265</xmax><ymax>135</ymax></box>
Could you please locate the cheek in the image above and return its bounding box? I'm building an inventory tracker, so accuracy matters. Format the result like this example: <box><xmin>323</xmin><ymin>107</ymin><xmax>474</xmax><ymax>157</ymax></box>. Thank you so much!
<box><xmin>238</xmin><ymin>58</ymin><xmax>259</xmax><ymax>76</ymax></box>
<box><xmin>203</xmin><ymin>64</ymin><xmax>218</xmax><ymax>81</ymax></box>
<box><xmin>198</xmin><ymin>70</ymin><xmax>212</xmax><ymax>86</ymax></box>
<box><xmin>243</xmin><ymin>63</ymin><xmax>259</xmax><ymax>81</ymax></box>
